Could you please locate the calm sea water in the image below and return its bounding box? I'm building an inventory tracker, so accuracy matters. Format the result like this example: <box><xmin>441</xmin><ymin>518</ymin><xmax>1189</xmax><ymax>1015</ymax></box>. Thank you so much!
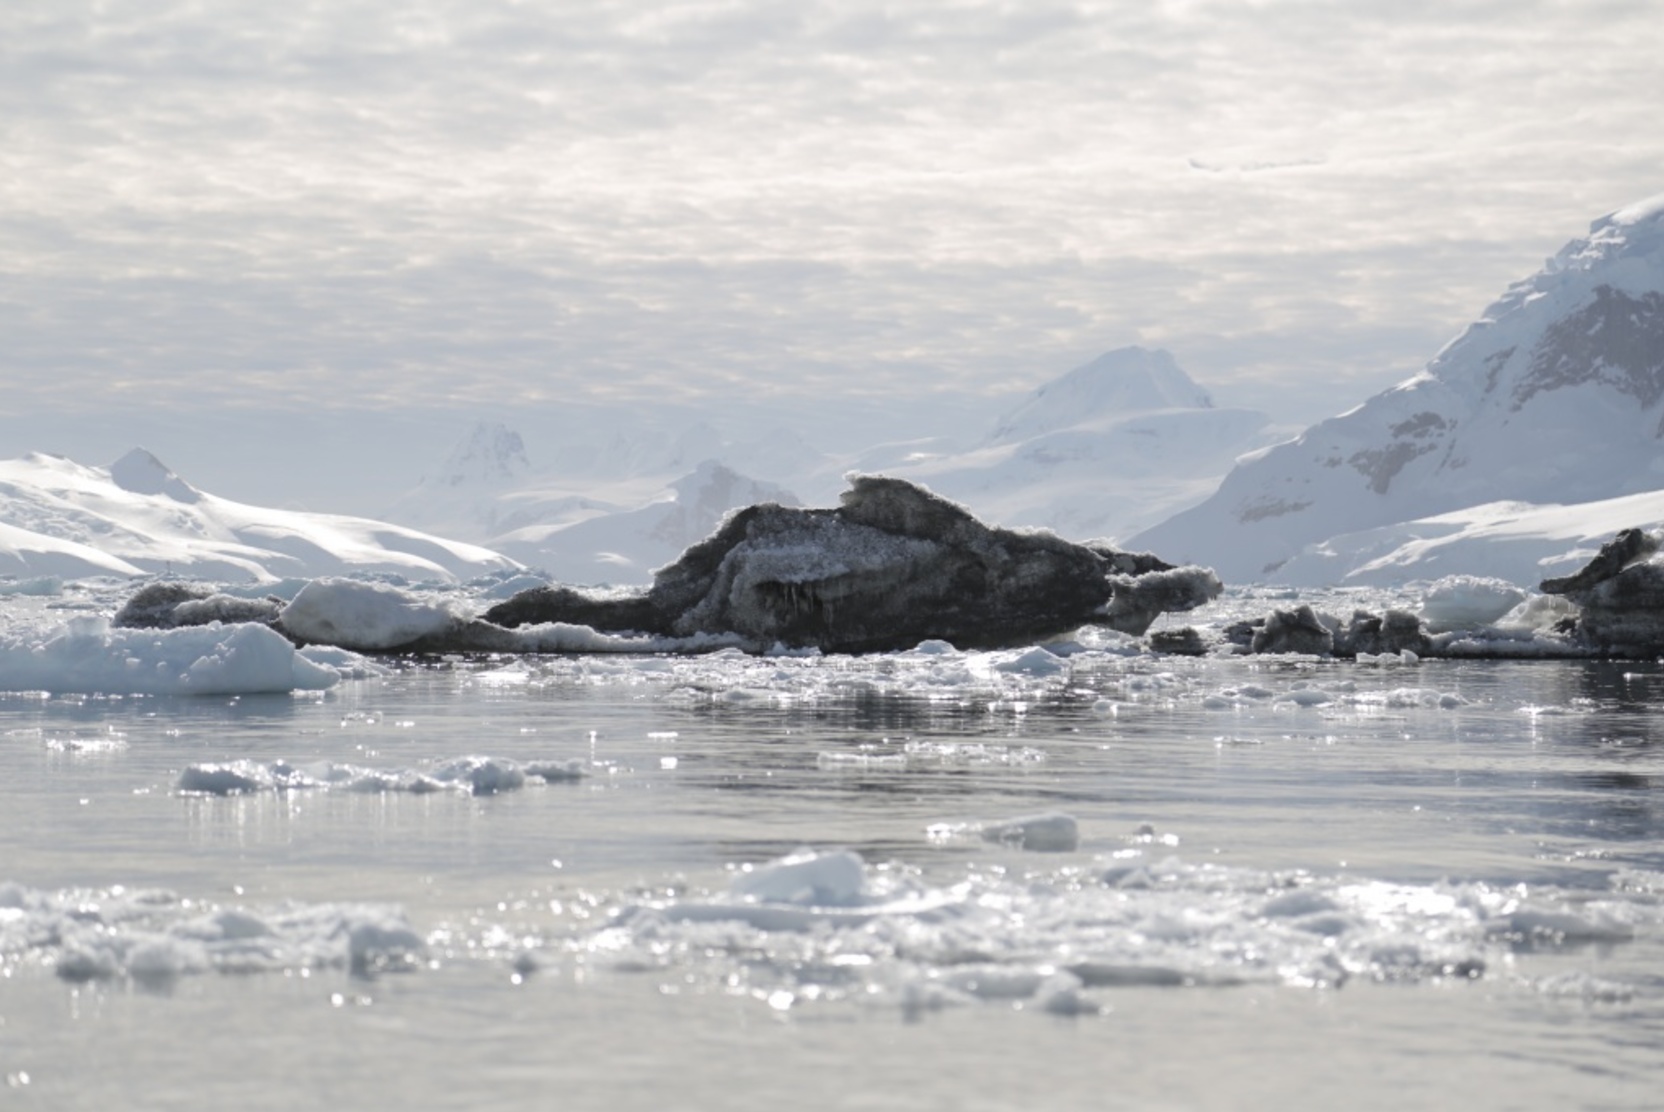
<box><xmin>4</xmin><ymin>599</ymin><xmax>1664</xmax><ymax>1109</ymax></box>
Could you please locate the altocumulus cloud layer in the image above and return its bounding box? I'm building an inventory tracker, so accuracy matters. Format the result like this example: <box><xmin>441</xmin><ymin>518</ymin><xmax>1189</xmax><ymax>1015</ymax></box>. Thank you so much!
<box><xmin>2</xmin><ymin>0</ymin><xmax>1661</xmax><ymax>423</ymax></box>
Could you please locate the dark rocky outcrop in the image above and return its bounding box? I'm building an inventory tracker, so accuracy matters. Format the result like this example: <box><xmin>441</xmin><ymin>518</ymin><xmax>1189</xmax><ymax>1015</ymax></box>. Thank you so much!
<box><xmin>486</xmin><ymin>476</ymin><xmax>1222</xmax><ymax>653</ymax></box>
<box><xmin>1541</xmin><ymin>528</ymin><xmax>1664</xmax><ymax>655</ymax></box>
<box><xmin>1540</xmin><ymin>528</ymin><xmax>1658</xmax><ymax>596</ymax></box>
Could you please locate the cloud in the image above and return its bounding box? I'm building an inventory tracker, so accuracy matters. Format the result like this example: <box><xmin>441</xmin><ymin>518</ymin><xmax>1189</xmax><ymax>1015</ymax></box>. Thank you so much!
<box><xmin>1</xmin><ymin>0</ymin><xmax>1660</xmax><ymax>434</ymax></box>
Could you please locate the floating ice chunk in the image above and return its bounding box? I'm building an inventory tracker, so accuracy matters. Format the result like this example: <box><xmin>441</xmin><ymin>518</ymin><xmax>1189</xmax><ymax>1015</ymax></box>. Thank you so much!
<box><xmin>979</xmin><ymin>812</ymin><xmax>1080</xmax><ymax>852</ymax></box>
<box><xmin>816</xmin><ymin>750</ymin><xmax>907</xmax><ymax>770</ymax></box>
<box><xmin>992</xmin><ymin>646</ymin><xmax>1067</xmax><ymax>677</ymax></box>
<box><xmin>903</xmin><ymin>740</ymin><xmax>1045</xmax><ymax>766</ymax></box>
<box><xmin>428</xmin><ymin>755</ymin><xmax>527</xmax><ymax>796</ymax></box>
<box><xmin>0</xmin><ymin>884</ymin><xmax>424</xmax><ymax>982</ymax></box>
<box><xmin>1035</xmin><ymin>971</ymin><xmax>1099</xmax><ymax>1016</ymax></box>
<box><xmin>1420</xmin><ymin>576</ymin><xmax>1529</xmax><ymax>632</ymax></box>
<box><xmin>729</xmin><ymin>850</ymin><xmax>869</xmax><ymax>907</ymax></box>
<box><xmin>1484</xmin><ymin>903</ymin><xmax>1635</xmax><ymax>943</ymax></box>
<box><xmin>1277</xmin><ymin>688</ymin><xmax>1333</xmax><ymax>707</ymax></box>
<box><xmin>178</xmin><ymin>760</ymin><xmax>317</xmax><ymax>795</ymax></box>
<box><xmin>0</xmin><ymin>576</ymin><xmax>62</xmax><ymax>597</ymax></box>
<box><xmin>1533</xmin><ymin>972</ymin><xmax>1636</xmax><ymax>1003</ymax></box>
<box><xmin>524</xmin><ymin>759</ymin><xmax>586</xmax><ymax>783</ymax></box>
<box><xmin>1355</xmin><ymin>649</ymin><xmax>1420</xmax><ymax>666</ymax></box>
<box><xmin>175</xmin><ymin>754</ymin><xmax>581</xmax><ymax>796</ymax></box>
<box><xmin>0</xmin><ymin>619</ymin><xmax>337</xmax><ymax>696</ymax></box>
<box><xmin>296</xmin><ymin>644</ymin><xmax>387</xmax><ymax>679</ymax></box>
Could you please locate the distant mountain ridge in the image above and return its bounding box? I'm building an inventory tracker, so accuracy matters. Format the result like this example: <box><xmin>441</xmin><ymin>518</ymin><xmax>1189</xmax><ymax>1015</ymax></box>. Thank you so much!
<box><xmin>880</xmin><ymin>346</ymin><xmax>1278</xmax><ymax>542</ymax></box>
<box><xmin>1130</xmin><ymin>191</ymin><xmax>1664</xmax><ymax>582</ymax></box>
<box><xmin>0</xmin><ymin>449</ymin><xmax>517</xmax><ymax>582</ymax></box>
<box><xmin>988</xmin><ymin>347</ymin><xmax>1215</xmax><ymax>444</ymax></box>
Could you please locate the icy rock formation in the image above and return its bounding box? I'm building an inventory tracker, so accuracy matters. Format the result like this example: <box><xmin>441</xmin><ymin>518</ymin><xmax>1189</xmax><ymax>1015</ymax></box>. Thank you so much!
<box><xmin>1215</xmin><ymin>606</ymin><xmax>1432</xmax><ymax>658</ymax></box>
<box><xmin>113</xmin><ymin>582</ymin><xmax>283</xmax><ymax>629</ymax></box>
<box><xmin>1541</xmin><ymin>528</ymin><xmax>1664</xmax><ymax>654</ymax></box>
<box><xmin>487</xmin><ymin>476</ymin><xmax>1221</xmax><ymax>653</ymax></box>
<box><xmin>1250</xmin><ymin>605</ymin><xmax>1335</xmax><ymax>655</ymax></box>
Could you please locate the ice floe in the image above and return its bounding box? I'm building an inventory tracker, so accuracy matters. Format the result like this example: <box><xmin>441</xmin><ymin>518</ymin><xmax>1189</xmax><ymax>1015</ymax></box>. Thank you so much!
<box><xmin>176</xmin><ymin>755</ymin><xmax>587</xmax><ymax>797</ymax></box>
<box><xmin>561</xmin><ymin>849</ymin><xmax>1654</xmax><ymax>1016</ymax></box>
<box><xmin>0</xmin><ymin>883</ymin><xmax>424</xmax><ymax>983</ymax></box>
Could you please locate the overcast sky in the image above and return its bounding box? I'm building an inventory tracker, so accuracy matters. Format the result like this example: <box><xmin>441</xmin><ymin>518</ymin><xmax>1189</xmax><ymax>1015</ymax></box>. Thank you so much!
<box><xmin>2</xmin><ymin>0</ymin><xmax>1661</xmax><ymax>507</ymax></box>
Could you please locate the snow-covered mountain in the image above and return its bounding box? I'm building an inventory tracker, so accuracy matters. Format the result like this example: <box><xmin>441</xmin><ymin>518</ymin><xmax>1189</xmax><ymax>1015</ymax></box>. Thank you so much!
<box><xmin>880</xmin><ymin>347</ymin><xmax>1280</xmax><ymax>540</ymax></box>
<box><xmin>0</xmin><ymin>449</ymin><xmax>518</xmax><ymax>582</ymax></box>
<box><xmin>1131</xmin><ymin>192</ymin><xmax>1664</xmax><ymax>583</ymax></box>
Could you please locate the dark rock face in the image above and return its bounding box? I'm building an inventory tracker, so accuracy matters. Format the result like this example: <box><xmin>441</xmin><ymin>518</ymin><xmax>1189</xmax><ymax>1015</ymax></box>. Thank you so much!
<box><xmin>1541</xmin><ymin>529</ymin><xmax>1664</xmax><ymax>654</ymax></box>
<box><xmin>1541</xmin><ymin>528</ymin><xmax>1658</xmax><ymax>596</ymax></box>
<box><xmin>487</xmin><ymin>476</ymin><xmax>1221</xmax><ymax>653</ymax></box>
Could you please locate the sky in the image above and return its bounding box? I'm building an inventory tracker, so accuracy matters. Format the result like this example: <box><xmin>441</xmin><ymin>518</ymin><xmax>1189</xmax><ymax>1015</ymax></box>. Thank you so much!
<box><xmin>2</xmin><ymin>0</ymin><xmax>1661</xmax><ymax>512</ymax></box>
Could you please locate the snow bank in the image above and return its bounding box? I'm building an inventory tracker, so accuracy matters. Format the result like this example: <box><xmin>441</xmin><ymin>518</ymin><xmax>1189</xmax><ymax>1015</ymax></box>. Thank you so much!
<box><xmin>0</xmin><ymin>617</ymin><xmax>337</xmax><ymax>695</ymax></box>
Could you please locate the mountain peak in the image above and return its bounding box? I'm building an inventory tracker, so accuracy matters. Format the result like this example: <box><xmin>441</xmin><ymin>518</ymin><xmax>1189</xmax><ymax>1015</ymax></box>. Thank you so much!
<box><xmin>109</xmin><ymin>448</ymin><xmax>201</xmax><ymax>503</ymax></box>
<box><xmin>432</xmin><ymin>422</ymin><xmax>529</xmax><ymax>487</ymax></box>
<box><xmin>989</xmin><ymin>347</ymin><xmax>1212</xmax><ymax>444</ymax></box>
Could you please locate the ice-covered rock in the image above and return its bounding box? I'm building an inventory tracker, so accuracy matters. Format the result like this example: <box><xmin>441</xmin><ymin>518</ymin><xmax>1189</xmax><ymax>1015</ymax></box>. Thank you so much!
<box><xmin>113</xmin><ymin>581</ymin><xmax>282</xmax><ymax>629</ymax></box>
<box><xmin>485</xmin><ymin>476</ymin><xmax>1220</xmax><ymax>653</ymax></box>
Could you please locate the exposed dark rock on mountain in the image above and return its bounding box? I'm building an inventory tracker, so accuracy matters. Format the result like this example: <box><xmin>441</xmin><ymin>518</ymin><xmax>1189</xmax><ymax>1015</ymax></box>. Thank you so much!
<box><xmin>486</xmin><ymin>475</ymin><xmax>1222</xmax><ymax>652</ymax></box>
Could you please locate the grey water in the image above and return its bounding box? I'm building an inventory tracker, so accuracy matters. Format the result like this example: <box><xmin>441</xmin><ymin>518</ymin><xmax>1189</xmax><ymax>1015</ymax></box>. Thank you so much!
<box><xmin>4</xmin><ymin>647</ymin><xmax>1664</xmax><ymax>1110</ymax></box>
